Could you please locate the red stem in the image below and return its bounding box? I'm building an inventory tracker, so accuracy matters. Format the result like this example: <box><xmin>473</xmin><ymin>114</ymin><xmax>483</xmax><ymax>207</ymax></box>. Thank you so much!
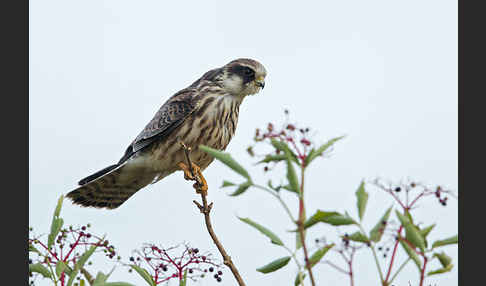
<box><xmin>36</xmin><ymin>240</ymin><xmax>60</xmax><ymax>261</ymax></box>
<box><xmin>384</xmin><ymin>226</ymin><xmax>403</xmax><ymax>282</ymax></box>
<box><xmin>419</xmin><ymin>256</ymin><xmax>428</xmax><ymax>286</ymax></box>
<box><xmin>60</xmin><ymin>272</ymin><xmax>65</xmax><ymax>286</ymax></box>
<box><xmin>63</xmin><ymin>233</ymin><xmax>82</xmax><ymax>261</ymax></box>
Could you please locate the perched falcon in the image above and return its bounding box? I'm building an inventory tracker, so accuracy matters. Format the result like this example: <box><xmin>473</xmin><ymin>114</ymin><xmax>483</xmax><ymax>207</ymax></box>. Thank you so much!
<box><xmin>66</xmin><ymin>58</ymin><xmax>266</xmax><ymax>209</ymax></box>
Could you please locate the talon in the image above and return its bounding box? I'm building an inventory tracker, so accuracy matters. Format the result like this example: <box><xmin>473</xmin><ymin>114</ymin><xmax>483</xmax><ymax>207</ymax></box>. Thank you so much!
<box><xmin>178</xmin><ymin>162</ymin><xmax>195</xmax><ymax>181</ymax></box>
<box><xmin>194</xmin><ymin>165</ymin><xmax>208</xmax><ymax>196</ymax></box>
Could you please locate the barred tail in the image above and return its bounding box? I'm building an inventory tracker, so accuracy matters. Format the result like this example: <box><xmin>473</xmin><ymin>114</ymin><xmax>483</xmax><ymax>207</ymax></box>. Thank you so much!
<box><xmin>66</xmin><ymin>164</ymin><xmax>152</xmax><ymax>209</ymax></box>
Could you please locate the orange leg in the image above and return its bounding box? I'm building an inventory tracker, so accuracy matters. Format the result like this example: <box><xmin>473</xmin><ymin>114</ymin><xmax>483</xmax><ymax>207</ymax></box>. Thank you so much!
<box><xmin>178</xmin><ymin>162</ymin><xmax>208</xmax><ymax>195</ymax></box>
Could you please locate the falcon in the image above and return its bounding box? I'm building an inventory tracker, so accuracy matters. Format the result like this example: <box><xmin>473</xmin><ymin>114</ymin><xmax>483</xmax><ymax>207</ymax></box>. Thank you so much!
<box><xmin>66</xmin><ymin>58</ymin><xmax>266</xmax><ymax>209</ymax></box>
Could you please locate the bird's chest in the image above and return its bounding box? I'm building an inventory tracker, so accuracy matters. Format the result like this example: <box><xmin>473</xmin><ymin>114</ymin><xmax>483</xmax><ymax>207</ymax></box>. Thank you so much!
<box><xmin>152</xmin><ymin>96</ymin><xmax>241</xmax><ymax>172</ymax></box>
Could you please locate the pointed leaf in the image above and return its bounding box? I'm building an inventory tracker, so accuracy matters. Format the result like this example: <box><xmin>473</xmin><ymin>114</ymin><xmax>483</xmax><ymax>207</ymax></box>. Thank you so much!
<box><xmin>221</xmin><ymin>181</ymin><xmax>236</xmax><ymax>188</ymax></box>
<box><xmin>56</xmin><ymin>261</ymin><xmax>68</xmax><ymax>277</ymax></box>
<box><xmin>270</xmin><ymin>139</ymin><xmax>299</xmax><ymax>164</ymax></box>
<box><xmin>346</xmin><ymin>232</ymin><xmax>369</xmax><ymax>243</ymax></box>
<box><xmin>256</xmin><ymin>256</ymin><xmax>291</xmax><ymax>273</ymax></box>
<box><xmin>258</xmin><ymin>154</ymin><xmax>287</xmax><ymax>164</ymax></box>
<box><xmin>199</xmin><ymin>145</ymin><xmax>251</xmax><ymax>180</ymax></box>
<box><xmin>309</xmin><ymin>244</ymin><xmax>334</xmax><ymax>267</ymax></box>
<box><xmin>54</xmin><ymin>195</ymin><xmax>64</xmax><ymax>218</ymax></box>
<box><xmin>419</xmin><ymin>224</ymin><xmax>436</xmax><ymax>239</ymax></box>
<box><xmin>130</xmin><ymin>265</ymin><xmax>156</xmax><ymax>286</ymax></box>
<box><xmin>433</xmin><ymin>252</ymin><xmax>452</xmax><ymax>267</ymax></box>
<box><xmin>305</xmin><ymin>136</ymin><xmax>345</xmax><ymax>165</ymax></box>
<box><xmin>285</xmin><ymin>156</ymin><xmax>300</xmax><ymax>195</ymax></box>
<box><xmin>29</xmin><ymin>263</ymin><xmax>52</xmax><ymax>278</ymax></box>
<box><xmin>369</xmin><ymin>206</ymin><xmax>392</xmax><ymax>242</ymax></box>
<box><xmin>92</xmin><ymin>271</ymin><xmax>109</xmax><ymax>286</ymax></box>
<box><xmin>427</xmin><ymin>263</ymin><xmax>453</xmax><ymax>276</ymax></box>
<box><xmin>432</xmin><ymin>235</ymin><xmax>458</xmax><ymax>249</ymax></box>
<box><xmin>304</xmin><ymin>210</ymin><xmax>356</xmax><ymax>229</ymax></box>
<box><xmin>355</xmin><ymin>181</ymin><xmax>368</xmax><ymax>221</ymax></box>
<box><xmin>238</xmin><ymin>217</ymin><xmax>284</xmax><ymax>246</ymax></box>
<box><xmin>294</xmin><ymin>272</ymin><xmax>306</xmax><ymax>286</ymax></box>
<box><xmin>48</xmin><ymin>217</ymin><xmax>64</xmax><ymax>249</ymax></box>
<box><xmin>396</xmin><ymin>211</ymin><xmax>426</xmax><ymax>252</ymax></box>
<box><xmin>399</xmin><ymin>239</ymin><xmax>422</xmax><ymax>271</ymax></box>
<box><xmin>29</xmin><ymin>244</ymin><xmax>41</xmax><ymax>254</ymax></box>
<box><xmin>229</xmin><ymin>181</ymin><xmax>251</xmax><ymax>196</ymax></box>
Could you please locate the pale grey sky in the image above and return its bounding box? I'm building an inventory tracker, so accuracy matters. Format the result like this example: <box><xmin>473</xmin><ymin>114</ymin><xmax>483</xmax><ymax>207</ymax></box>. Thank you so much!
<box><xmin>29</xmin><ymin>0</ymin><xmax>457</xmax><ymax>285</ymax></box>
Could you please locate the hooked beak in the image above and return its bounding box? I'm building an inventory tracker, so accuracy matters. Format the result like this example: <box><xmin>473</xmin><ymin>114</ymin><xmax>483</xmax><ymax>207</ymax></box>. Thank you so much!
<box><xmin>255</xmin><ymin>76</ymin><xmax>265</xmax><ymax>89</ymax></box>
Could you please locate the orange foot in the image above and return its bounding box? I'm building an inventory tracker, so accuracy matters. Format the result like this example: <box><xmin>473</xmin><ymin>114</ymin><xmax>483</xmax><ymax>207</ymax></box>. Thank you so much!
<box><xmin>178</xmin><ymin>162</ymin><xmax>208</xmax><ymax>195</ymax></box>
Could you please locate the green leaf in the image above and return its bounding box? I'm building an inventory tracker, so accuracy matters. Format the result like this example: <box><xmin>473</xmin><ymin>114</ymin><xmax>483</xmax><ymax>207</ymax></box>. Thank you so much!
<box><xmin>229</xmin><ymin>181</ymin><xmax>251</xmax><ymax>196</ymax></box>
<box><xmin>346</xmin><ymin>232</ymin><xmax>369</xmax><ymax>243</ymax></box>
<box><xmin>304</xmin><ymin>136</ymin><xmax>345</xmax><ymax>165</ymax></box>
<box><xmin>369</xmin><ymin>206</ymin><xmax>392</xmax><ymax>242</ymax></box>
<box><xmin>130</xmin><ymin>265</ymin><xmax>155</xmax><ymax>286</ymax></box>
<box><xmin>54</xmin><ymin>195</ymin><xmax>64</xmax><ymax>218</ymax></box>
<box><xmin>419</xmin><ymin>224</ymin><xmax>436</xmax><ymax>239</ymax></box>
<box><xmin>238</xmin><ymin>217</ymin><xmax>284</xmax><ymax>246</ymax></box>
<box><xmin>427</xmin><ymin>263</ymin><xmax>453</xmax><ymax>276</ymax></box>
<box><xmin>199</xmin><ymin>145</ymin><xmax>251</xmax><ymax>180</ymax></box>
<box><xmin>67</xmin><ymin>243</ymin><xmax>99</xmax><ymax>286</ymax></box>
<box><xmin>56</xmin><ymin>261</ymin><xmax>68</xmax><ymax>277</ymax></box>
<box><xmin>29</xmin><ymin>263</ymin><xmax>52</xmax><ymax>279</ymax></box>
<box><xmin>270</xmin><ymin>139</ymin><xmax>299</xmax><ymax>164</ymax></box>
<box><xmin>433</xmin><ymin>252</ymin><xmax>452</xmax><ymax>267</ymax></box>
<box><xmin>432</xmin><ymin>235</ymin><xmax>458</xmax><ymax>249</ymax></box>
<box><xmin>92</xmin><ymin>270</ymin><xmax>112</xmax><ymax>286</ymax></box>
<box><xmin>48</xmin><ymin>217</ymin><xmax>64</xmax><ymax>249</ymax></box>
<box><xmin>80</xmin><ymin>279</ymin><xmax>85</xmax><ymax>286</ymax></box>
<box><xmin>29</xmin><ymin>244</ymin><xmax>41</xmax><ymax>254</ymax></box>
<box><xmin>399</xmin><ymin>239</ymin><xmax>422</xmax><ymax>271</ymax></box>
<box><xmin>258</xmin><ymin>154</ymin><xmax>287</xmax><ymax>164</ymax></box>
<box><xmin>396</xmin><ymin>211</ymin><xmax>426</xmax><ymax>252</ymax></box>
<box><xmin>304</xmin><ymin>210</ymin><xmax>356</xmax><ymax>229</ymax></box>
<box><xmin>256</xmin><ymin>256</ymin><xmax>291</xmax><ymax>273</ymax></box>
<box><xmin>355</xmin><ymin>181</ymin><xmax>368</xmax><ymax>221</ymax></box>
<box><xmin>308</xmin><ymin>244</ymin><xmax>334</xmax><ymax>267</ymax></box>
<box><xmin>285</xmin><ymin>155</ymin><xmax>300</xmax><ymax>195</ymax></box>
<box><xmin>221</xmin><ymin>181</ymin><xmax>236</xmax><ymax>188</ymax></box>
<box><xmin>294</xmin><ymin>272</ymin><xmax>306</xmax><ymax>286</ymax></box>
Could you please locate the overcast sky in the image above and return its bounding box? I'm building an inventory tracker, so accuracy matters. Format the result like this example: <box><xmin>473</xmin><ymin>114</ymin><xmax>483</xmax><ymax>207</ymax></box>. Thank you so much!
<box><xmin>30</xmin><ymin>1</ymin><xmax>457</xmax><ymax>285</ymax></box>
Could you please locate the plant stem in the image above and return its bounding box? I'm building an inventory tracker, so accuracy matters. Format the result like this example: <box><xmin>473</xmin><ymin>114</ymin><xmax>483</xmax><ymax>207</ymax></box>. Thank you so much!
<box><xmin>384</xmin><ymin>226</ymin><xmax>403</xmax><ymax>282</ymax></box>
<box><xmin>252</xmin><ymin>184</ymin><xmax>296</xmax><ymax>222</ymax></box>
<box><xmin>419</xmin><ymin>256</ymin><xmax>428</xmax><ymax>286</ymax></box>
<box><xmin>297</xmin><ymin>166</ymin><xmax>317</xmax><ymax>286</ymax></box>
<box><xmin>357</xmin><ymin>224</ymin><xmax>385</xmax><ymax>283</ymax></box>
<box><xmin>389</xmin><ymin>258</ymin><xmax>410</xmax><ymax>284</ymax></box>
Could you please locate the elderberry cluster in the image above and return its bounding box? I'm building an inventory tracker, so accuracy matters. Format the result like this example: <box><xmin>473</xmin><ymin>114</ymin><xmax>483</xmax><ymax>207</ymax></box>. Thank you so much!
<box><xmin>250</xmin><ymin>110</ymin><xmax>316</xmax><ymax>171</ymax></box>
<box><xmin>127</xmin><ymin>243</ymin><xmax>223</xmax><ymax>284</ymax></box>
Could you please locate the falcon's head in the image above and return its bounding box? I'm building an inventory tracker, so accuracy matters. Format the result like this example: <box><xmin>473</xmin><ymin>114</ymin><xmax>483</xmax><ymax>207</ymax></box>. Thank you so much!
<box><xmin>219</xmin><ymin>58</ymin><xmax>267</xmax><ymax>97</ymax></box>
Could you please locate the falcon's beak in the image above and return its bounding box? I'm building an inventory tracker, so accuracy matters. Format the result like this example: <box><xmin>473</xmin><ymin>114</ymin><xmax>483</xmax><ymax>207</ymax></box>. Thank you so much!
<box><xmin>255</xmin><ymin>76</ymin><xmax>265</xmax><ymax>90</ymax></box>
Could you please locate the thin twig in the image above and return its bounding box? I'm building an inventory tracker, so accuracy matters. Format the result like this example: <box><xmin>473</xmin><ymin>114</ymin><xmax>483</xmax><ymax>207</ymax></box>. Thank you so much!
<box><xmin>180</xmin><ymin>143</ymin><xmax>246</xmax><ymax>286</ymax></box>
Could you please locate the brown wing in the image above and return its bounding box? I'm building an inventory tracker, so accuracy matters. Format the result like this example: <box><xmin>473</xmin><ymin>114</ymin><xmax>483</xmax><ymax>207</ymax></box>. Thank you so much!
<box><xmin>118</xmin><ymin>88</ymin><xmax>198</xmax><ymax>164</ymax></box>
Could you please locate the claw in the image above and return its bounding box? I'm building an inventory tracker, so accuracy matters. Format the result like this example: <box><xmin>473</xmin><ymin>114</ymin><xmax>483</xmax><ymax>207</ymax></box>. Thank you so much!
<box><xmin>178</xmin><ymin>161</ymin><xmax>208</xmax><ymax>195</ymax></box>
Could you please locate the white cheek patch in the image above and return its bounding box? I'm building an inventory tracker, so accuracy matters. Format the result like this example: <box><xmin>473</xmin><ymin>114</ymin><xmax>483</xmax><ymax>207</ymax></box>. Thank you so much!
<box><xmin>223</xmin><ymin>75</ymin><xmax>243</xmax><ymax>95</ymax></box>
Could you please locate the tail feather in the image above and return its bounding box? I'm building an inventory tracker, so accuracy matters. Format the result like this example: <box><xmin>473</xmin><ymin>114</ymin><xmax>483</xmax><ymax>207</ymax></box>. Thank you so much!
<box><xmin>78</xmin><ymin>164</ymin><xmax>119</xmax><ymax>185</ymax></box>
<box><xmin>67</xmin><ymin>164</ymin><xmax>153</xmax><ymax>209</ymax></box>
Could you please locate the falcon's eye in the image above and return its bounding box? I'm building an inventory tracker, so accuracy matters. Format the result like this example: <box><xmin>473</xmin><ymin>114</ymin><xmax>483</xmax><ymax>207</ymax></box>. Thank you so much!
<box><xmin>243</xmin><ymin>67</ymin><xmax>255</xmax><ymax>77</ymax></box>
